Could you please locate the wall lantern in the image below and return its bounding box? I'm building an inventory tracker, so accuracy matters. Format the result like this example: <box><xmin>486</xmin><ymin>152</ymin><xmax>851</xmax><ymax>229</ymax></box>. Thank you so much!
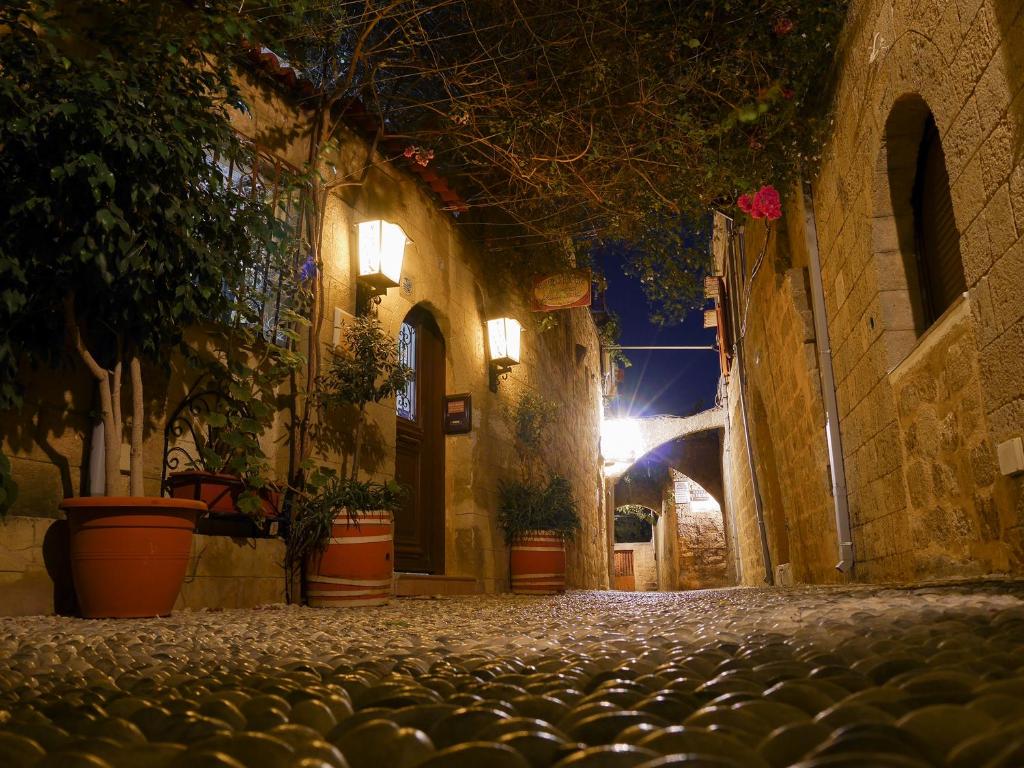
<box><xmin>487</xmin><ymin>317</ymin><xmax>521</xmax><ymax>391</ymax></box>
<box><xmin>356</xmin><ymin>219</ymin><xmax>409</xmax><ymax>312</ymax></box>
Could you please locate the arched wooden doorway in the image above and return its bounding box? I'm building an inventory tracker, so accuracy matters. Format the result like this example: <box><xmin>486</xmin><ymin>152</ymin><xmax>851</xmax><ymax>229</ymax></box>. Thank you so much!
<box><xmin>394</xmin><ymin>306</ymin><xmax>446</xmax><ymax>573</ymax></box>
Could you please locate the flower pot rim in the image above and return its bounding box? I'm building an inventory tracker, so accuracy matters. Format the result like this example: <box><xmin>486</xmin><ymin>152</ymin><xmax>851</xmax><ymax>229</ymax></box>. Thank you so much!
<box><xmin>167</xmin><ymin>470</ymin><xmax>244</xmax><ymax>482</ymax></box>
<box><xmin>61</xmin><ymin>496</ymin><xmax>207</xmax><ymax>512</ymax></box>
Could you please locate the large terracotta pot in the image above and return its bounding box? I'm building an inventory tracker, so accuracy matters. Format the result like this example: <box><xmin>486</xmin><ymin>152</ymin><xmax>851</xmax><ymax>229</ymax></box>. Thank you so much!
<box><xmin>60</xmin><ymin>497</ymin><xmax>205</xmax><ymax>618</ymax></box>
<box><xmin>305</xmin><ymin>511</ymin><xmax>393</xmax><ymax>607</ymax></box>
<box><xmin>510</xmin><ymin>530</ymin><xmax>566</xmax><ymax>594</ymax></box>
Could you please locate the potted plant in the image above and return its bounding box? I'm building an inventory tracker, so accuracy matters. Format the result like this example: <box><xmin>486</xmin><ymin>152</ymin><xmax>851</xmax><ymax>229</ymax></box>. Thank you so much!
<box><xmin>165</xmin><ymin>286</ymin><xmax>308</xmax><ymax>531</ymax></box>
<box><xmin>285</xmin><ymin>314</ymin><xmax>412</xmax><ymax>606</ymax></box>
<box><xmin>497</xmin><ymin>393</ymin><xmax>580</xmax><ymax>593</ymax></box>
<box><xmin>0</xmin><ymin>0</ymin><xmax>285</xmax><ymax>616</ymax></box>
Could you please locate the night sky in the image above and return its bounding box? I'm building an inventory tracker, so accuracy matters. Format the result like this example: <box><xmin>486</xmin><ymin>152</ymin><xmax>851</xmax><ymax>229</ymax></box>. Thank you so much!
<box><xmin>598</xmin><ymin>255</ymin><xmax>720</xmax><ymax>419</ymax></box>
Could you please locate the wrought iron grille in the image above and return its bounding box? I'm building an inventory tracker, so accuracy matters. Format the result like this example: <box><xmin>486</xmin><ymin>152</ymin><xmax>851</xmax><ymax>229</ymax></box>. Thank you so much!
<box><xmin>396</xmin><ymin>321</ymin><xmax>417</xmax><ymax>421</ymax></box>
<box><xmin>214</xmin><ymin>148</ymin><xmax>307</xmax><ymax>343</ymax></box>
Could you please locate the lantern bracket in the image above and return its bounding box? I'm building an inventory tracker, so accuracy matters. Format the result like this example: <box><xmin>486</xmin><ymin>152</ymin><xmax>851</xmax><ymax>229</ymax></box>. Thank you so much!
<box><xmin>489</xmin><ymin>362</ymin><xmax>513</xmax><ymax>392</ymax></box>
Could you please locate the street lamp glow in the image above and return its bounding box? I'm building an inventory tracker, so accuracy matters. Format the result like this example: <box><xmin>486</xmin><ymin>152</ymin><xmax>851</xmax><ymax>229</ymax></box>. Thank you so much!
<box><xmin>357</xmin><ymin>219</ymin><xmax>408</xmax><ymax>289</ymax></box>
<box><xmin>487</xmin><ymin>317</ymin><xmax>522</xmax><ymax>366</ymax></box>
<box><xmin>601</xmin><ymin>418</ymin><xmax>643</xmax><ymax>464</ymax></box>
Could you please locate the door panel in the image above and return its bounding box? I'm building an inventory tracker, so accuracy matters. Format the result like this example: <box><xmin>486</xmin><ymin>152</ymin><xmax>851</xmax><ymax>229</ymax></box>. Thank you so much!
<box><xmin>614</xmin><ymin>550</ymin><xmax>636</xmax><ymax>591</ymax></box>
<box><xmin>394</xmin><ymin>309</ymin><xmax>445</xmax><ymax>573</ymax></box>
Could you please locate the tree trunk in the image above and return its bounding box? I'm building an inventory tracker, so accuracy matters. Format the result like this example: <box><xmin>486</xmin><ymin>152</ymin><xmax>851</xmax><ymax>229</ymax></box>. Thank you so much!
<box><xmin>129</xmin><ymin>354</ymin><xmax>144</xmax><ymax>496</ymax></box>
<box><xmin>64</xmin><ymin>294</ymin><xmax>122</xmax><ymax>494</ymax></box>
<box><xmin>350</xmin><ymin>403</ymin><xmax>366</xmax><ymax>482</ymax></box>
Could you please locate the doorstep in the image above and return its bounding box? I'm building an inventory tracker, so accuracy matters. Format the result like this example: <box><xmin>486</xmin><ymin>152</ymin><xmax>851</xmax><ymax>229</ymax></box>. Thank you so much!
<box><xmin>394</xmin><ymin>573</ymin><xmax>482</xmax><ymax>596</ymax></box>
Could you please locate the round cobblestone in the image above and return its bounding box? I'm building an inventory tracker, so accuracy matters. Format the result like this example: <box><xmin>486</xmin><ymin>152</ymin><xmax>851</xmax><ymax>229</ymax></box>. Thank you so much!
<box><xmin>1</xmin><ymin>587</ymin><xmax>1024</xmax><ymax>766</ymax></box>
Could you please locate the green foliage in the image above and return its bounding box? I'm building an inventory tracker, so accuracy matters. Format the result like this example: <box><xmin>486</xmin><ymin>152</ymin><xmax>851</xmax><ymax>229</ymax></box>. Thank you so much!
<box><xmin>285</xmin><ymin>472</ymin><xmax>405</xmax><ymax>575</ymax></box>
<box><xmin>504</xmin><ymin>391</ymin><xmax>557</xmax><ymax>485</ymax></box>
<box><xmin>498</xmin><ymin>475</ymin><xmax>580</xmax><ymax>545</ymax></box>
<box><xmin>322</xmin><ymin>316</ymin><xmax>413</xmax><ymax>413</ymax></box>
<box><xmin>319</xmin><ymin>315</ymin><xmax>412</xmax><ymax>482</ymax></box>
<box><xmin>614</xmin><ymin>510</ymin><xmax>654</xmax><ymax>543</ymax></box>
<box><xmin>178</xmin><ymin>299</ymin><xmax>309</xmax><ymax>519</ymax></box>
<box><xmin>498</xmin><ymin>393</ymin><xmax>579</xmax><ymax>545</ymax></box>
<box><xmin>0</xmin><ymin>0</ymin><xmax>283</xmax><ymax>414</ymax></box>
<box><xmin>272</xmin><ymin>0</ymin><xmax>849</xmax><ymax>324</ymax></box>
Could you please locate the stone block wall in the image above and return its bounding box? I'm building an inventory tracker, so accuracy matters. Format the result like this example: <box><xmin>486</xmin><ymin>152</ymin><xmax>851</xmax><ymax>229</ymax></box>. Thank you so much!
<box><xmin>808</xmin><ymin>0</ymin><xmax>1024</xmax><ymax>579</ymax></box>
<box><xmin>720</xmin><ymin>0</ymin><xmax>1024</xmax><ymax>585</ymax></box>
<box><xmin>719</xmin><ymin>212</ymin><xmax>841</xmax><ymax>586</ymax></box>
<box><xmin>673</xmin><ymin>473</ymin><xmax>731</xmax><ymax>590</ymax></box>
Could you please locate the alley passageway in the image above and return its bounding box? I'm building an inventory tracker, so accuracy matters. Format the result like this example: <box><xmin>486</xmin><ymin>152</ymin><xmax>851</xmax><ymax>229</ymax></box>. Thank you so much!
<box><xmin>2</xmin><ymin>586</ymin><xmax>1024</xmax><ymax>767</ymax></box>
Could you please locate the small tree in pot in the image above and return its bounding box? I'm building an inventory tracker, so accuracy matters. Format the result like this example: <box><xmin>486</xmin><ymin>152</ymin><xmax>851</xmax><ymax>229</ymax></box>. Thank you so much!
<box><xmin>0</xmin><ymin>0</ymin><xmax>285</xmax><ymax>617</ymax></box>
<box><xmin>497</xmin><ymin>392</ymin><xmax>580</xmax><ymax>593</ymax></box>
<box><xmin>286</xmin><ymin>315</ymin><xmax>411</xmax><ymax>606</ymax></box>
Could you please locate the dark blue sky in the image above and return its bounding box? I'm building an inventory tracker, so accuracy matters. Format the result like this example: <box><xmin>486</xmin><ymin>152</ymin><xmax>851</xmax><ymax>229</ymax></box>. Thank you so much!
<box><xmin>598</xmin><ymin>256</ymin><xmax>720</xmax><ymax>418</ymax></box>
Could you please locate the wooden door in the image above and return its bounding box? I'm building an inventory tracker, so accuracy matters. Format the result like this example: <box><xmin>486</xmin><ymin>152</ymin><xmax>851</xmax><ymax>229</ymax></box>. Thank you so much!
<box><xmin>394</xmin><ymin>309</ymin><xmax>445</xmax><ymax>573</ymax></box>
<box><xmin>614</xmin><ymin>550</ymin><xmax>635</xmax><ymax>591</ymax></box>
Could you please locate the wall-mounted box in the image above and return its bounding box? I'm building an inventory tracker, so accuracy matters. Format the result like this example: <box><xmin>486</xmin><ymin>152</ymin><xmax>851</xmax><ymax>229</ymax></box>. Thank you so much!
<box><xmin>997</xmin><ymin>437</ymin><xmax>1024</xmax><ymax>477</ymax></box>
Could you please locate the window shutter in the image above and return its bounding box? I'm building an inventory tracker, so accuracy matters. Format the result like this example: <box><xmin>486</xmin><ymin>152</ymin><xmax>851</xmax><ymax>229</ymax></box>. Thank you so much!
<box><xmin>913</xmin><ymin>116</ymin><xmax>966</xmax><ymax>324</ymax></box>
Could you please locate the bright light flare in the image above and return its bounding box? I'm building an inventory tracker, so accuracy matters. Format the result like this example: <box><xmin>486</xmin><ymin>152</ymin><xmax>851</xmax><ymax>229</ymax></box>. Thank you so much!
<box><xmin>601</xmin><ymin>418</ymin><xmax>643</xmax><ymax>464</ymax></box>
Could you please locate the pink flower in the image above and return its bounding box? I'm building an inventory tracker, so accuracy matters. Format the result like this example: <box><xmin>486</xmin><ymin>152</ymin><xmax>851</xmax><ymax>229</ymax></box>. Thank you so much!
<box><xmin>403</xmin><ymin>146</ymin><xmax>415</xmax><ymax>158</ymax></box>
<box><xmin>773</xmin><ymin>17</ymin><xmax>794</xmax><ymax>36</ymax></box>
<box><xmin>737</xmin><ymin>185</ymin><xmax>783</xmax><ymax>220</ymax></box>
<box><xmin>752</xmin><ymin>185</ymin><xmax>782</xmax><ymax>220</ymax></box>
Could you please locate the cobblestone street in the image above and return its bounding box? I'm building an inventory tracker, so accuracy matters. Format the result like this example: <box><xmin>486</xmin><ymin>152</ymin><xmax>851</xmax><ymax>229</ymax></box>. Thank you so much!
<box><xmin>2</xmin><ymin>586</ymin><xmax>1024</xmax><ymax>767</ymax></box>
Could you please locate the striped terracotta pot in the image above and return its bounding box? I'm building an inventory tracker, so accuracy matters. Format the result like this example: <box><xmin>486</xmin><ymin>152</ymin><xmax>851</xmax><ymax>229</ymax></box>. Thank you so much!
<box><xmin>306</xmin><ymin>511</ymin><xmax>394</xmax><ymax>607</ymax></box>
<box><xmin>510</xmin><ymin>530</ymin><xmax>566</xmax><ymax>594</ymax></box>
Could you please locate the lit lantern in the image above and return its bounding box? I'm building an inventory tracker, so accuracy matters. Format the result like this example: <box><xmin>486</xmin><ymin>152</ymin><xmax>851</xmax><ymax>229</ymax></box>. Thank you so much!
<box><xmin>487</xmin><ymin>318</ymin><xmax>522</xmax><ymax>366</ymax></box>
<box><xmin>357</xmin><ymin>219</ymin><xmax>408</xmax><ymax>291</ymax></box>
<box><xmin>486</xmin><ymin>317</ymin><xmax>521</xmax><ymax>391</ymax></box>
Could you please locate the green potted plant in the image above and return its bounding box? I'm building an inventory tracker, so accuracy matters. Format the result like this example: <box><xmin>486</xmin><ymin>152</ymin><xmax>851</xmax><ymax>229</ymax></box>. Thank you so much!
<box><xmin>0</xmin><ymin>0</ymin><xmax>284</xmax><ymax>617</ymax></box>
<box><xmin>497</xmin><ymin>393</ymin><xmax>580</xmax><ymax>594</ymax></box>
<box><xmin>165</xmin><ymin>285</ymin><xmax>309</xmax><ymax>531</ymax></box>
<box><xmin>286</xmin><ymin>314</ymin><xmax>412</xmax><ymax>606</ymax></box>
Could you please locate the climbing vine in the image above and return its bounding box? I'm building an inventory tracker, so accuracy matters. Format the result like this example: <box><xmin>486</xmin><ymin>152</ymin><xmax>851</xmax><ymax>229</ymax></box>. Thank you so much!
<box><xmin>267</xmin><ymin>0</ymin><xmax>849</xmax><ymax>322</ymax></box>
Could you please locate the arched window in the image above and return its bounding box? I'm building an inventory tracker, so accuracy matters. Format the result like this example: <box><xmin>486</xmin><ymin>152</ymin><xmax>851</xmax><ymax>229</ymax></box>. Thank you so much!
<box><xmin>910</xmin><ymin>114</ymin><xmax>966</xmax><ymax>326</ymax></box>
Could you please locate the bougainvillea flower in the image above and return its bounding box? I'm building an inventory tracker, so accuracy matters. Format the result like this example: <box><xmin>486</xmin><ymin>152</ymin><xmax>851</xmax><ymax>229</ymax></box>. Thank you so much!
<box><xmin>403</xmin><ymin>146</ymin><xmax>416</xmax><ymax>158</ymax></box>
<box><xmin>737</xmin><ymin>194</ymin><xmax>755</xmax><ymax>215</ymax></box>
<box><xmin>752</xmin><ymin>185</ymin><xmax>782</xmax><ymax>220</ymax></box>
<box><xmin>773</xmin><ymin>17</ymin><xmax>795</xmax><ymax>35</ymax></box>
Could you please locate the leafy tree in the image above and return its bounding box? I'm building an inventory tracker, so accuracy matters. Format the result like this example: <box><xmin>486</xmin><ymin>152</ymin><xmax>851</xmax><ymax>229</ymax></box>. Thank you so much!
<box><xmin>0</xmin><ymin>0</ymin><xmax>286</xmax><ymax>494</ymax></box>
<box><xmin>270</xmin><ymin>0</ymin><xmax>849</xmax><ymax>322</ymax></box>
<box><xmin>320</xmin><ymin>316</ymin><xmax>412</xmax><ymax>482</ymax></box>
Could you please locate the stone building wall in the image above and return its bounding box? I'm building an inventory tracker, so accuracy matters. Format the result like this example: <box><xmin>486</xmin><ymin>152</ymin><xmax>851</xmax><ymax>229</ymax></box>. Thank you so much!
<box><xmin>719</xmin><ymin>0</ymin><xmax>1024</xmax><ymax>584</ymax></box>
<box><xmin>672</xmin><ymin>472</ymin><xmax>731</xmax><ymax>590</ymax></box>
<box><xmin>614</xmin><ymin>541</ymin><xmax>658</xmax><ymax>591</ymax></box>
<box><xmin>808</xmin><ymin>0</ymin><xmax>1024</xmax><ymax>579</ymax></box>
<box><xmin>0</xmin><ymin>69</ymin><xmax>608</xmax><ymax>615</ymax></box>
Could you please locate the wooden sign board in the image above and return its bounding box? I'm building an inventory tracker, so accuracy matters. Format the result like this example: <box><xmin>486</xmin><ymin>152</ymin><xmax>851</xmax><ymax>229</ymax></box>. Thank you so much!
<box><xmin>532</xmin><ymin>269</ymin><xmax>592</xmax><ymax>312</ymax></box>
<box><xmin>444</xmin><ymin>394</ymin><xmax>472</xmax><ymax>434</ymax></box>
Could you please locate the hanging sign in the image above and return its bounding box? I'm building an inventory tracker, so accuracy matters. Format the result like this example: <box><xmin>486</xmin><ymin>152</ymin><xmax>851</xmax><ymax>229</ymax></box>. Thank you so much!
<box><xmin>531</xmin><ymin>269</ymin><xmax>592</xmax><ymax>312</ymax></box>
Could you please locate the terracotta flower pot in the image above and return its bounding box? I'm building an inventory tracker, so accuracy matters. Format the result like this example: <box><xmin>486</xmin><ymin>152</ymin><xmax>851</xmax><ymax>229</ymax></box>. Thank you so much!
<box><xmin>510</xmin><ymin>530</ymin><xmax>566</xmax><ymax>594</ymax></box>
<box><xmin>166</xmin><ymin>470</ymin><xmax>243</xmax><ymax>514</ymax></box>
<box><xmin>60</xmin><ymin>496</ymin><xmax>205</xmax><ymax>618</ymax></box>
<box><xmin>305</xmin><ymin>511</ymin><xmax>394</xmax><ymax>607</ymax></box>
<box><xmin>167</xmin><ymin>471</ymin><xmax>281</xmax><ymax>519</ymax></box>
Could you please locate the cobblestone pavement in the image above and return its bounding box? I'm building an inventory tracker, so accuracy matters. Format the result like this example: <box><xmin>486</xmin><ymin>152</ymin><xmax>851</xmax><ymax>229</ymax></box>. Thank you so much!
<box><xmin>2</xmin><ymin>586</ymin><xmax>1024</xmax><ymax>767</ymax></box>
